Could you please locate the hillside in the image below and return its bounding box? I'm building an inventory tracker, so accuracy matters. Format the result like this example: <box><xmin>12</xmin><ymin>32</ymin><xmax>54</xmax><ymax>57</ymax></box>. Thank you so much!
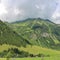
<box><xmin>0</xmin><ymin>20</ymin><xmax>30</xmax><ymax>47</ymax></box>
<box><xmin>10</xmin><ymin>18</ymin><xmax>60</xmax><ymax>50</ymax></box>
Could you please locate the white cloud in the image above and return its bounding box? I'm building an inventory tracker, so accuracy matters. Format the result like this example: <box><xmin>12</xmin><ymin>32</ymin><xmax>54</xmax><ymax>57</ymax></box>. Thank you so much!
<box><xmin>0</xmin><ymin>3</ymin><xmax>7</xmax><ymax>15</ymax></box>
<box><xmin>14</xmin><ymin>8</ymin><xmax>24</xmax><ymax>16</ymax></box>
<box><xmin>0</xmin><ymin>0</ymin><xmax>60</xmax><ymax>24</ymax></box>
<box><xmin>35</xmin><ymin>5</ymin><xmax>40</xmax><ymax>9</ymax></box>
<box><xmin>52</xmin><ymin>13</ymin><xmax>60</xmax><ymax>19</ymax></box>
<box><xmin>51</xmin><ymin>1</ymin><xmax>60</xmax><ymax>24</ymax></box>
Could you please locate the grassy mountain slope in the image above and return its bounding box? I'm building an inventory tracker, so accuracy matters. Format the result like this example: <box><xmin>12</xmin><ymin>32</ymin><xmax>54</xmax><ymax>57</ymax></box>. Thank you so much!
<box><xmin>10</xmin><ymin>18</ymin><xmax>60</xmax><ymax>49</ymax></box>
<box><xmin>0</xmin><ymin>20</ymin><xmax>30</xmax><ymax>47</ymax></box>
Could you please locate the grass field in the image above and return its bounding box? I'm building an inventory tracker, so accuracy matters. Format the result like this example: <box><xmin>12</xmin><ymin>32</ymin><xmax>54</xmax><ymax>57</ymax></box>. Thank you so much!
<box><xmin>0</xmin><ymin>57</ymin><xmax>60</xmax><ymax>60</ymax></box>
<box><xmin>0</xmin><ymin>44</ymin><xmax>60</xmax><ymax>60</ymax></box>
<box><xmin>0</xmin><ymin>44</ymin><xmax>60</xmax><ymax>56</ymax></box>
<box><xmin>10</xmin><ymin>57</ymin><xmax>60</xmax><ymax>60</ymax></box>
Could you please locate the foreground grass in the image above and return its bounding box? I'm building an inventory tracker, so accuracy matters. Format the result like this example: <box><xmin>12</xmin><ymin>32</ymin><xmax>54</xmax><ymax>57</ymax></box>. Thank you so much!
<box><xmin>0</xmin><ymin>44</ymin><xmax>60</xmax><ymax>55</ymax></box>
<box><xmin>0</xmin><ymin>44</ymin><xmax>60</xmax><ymax>59</ymax></box>
<box><xmin>11</xmin><ymin>57</ymin><xmax>60</xmax><ymax>60</ymax></box>
<box><xmin>19</xmin><ymin>45</ymin><xmax>60</xmax><ymax>57</ymax></box>
<box><xmin>0</xmin><ymin>57</ymin><xmax>60</xmax><ymax>60</ymax></box>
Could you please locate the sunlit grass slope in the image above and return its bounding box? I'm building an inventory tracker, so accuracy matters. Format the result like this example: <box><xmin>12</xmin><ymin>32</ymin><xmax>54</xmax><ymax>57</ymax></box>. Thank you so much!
<box><xmin>10</xmin><ymin>18</ymin><xmax>60</xmax><ymax>50</ymax></box>
<box><xmin>0</xmin><ymin>44</ymin><xmax>60</xmax><ymax>57</ymax></box>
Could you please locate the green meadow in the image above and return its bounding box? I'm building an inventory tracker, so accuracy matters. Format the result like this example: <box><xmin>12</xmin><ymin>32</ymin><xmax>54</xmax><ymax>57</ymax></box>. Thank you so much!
<box><xmin>0</xmin><ymin>44</ymin><xmax>60</xmax><ymax>60</ymax></box>
<box><xmin>0</xmin><ymin>57</ymin><xmax>60</xmax><ymax>60</ymax></box>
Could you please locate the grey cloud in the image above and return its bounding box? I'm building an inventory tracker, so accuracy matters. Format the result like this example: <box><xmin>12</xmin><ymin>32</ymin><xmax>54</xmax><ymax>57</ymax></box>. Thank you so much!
<box><xmin>0</xmin><ymin>0</ymin><xmax>59</xmax><ymax>23</ymax></box>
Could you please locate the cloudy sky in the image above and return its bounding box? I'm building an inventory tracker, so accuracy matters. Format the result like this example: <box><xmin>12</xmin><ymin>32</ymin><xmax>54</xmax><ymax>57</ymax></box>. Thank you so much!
<box><xmin>0</xmin><ymin>0</ymin><xmax>60</xmax><ymax>24</ymax></box>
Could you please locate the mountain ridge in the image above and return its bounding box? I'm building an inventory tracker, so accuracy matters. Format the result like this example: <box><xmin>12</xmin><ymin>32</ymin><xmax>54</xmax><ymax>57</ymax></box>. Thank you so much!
<box><xmin>11</xmin><ymin>18</ymin><xmax>55</xmax><ymax>24</ymax></box>
<box><xmin>10</xmin><ymin>18</ymin><xmax>60</xmax><ymax>50</ymax></box>
<box><xmin>0</xmin><ymin>20</ymin><xmax>30</xmax><ymax>47</ymax></box>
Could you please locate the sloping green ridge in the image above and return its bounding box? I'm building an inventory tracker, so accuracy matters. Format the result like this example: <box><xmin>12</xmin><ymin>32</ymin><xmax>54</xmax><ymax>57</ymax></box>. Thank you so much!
<box><xmin>10</xmin><ymin>18</ymin><xmax>60</xmax><ymax>49</ymax></box>
<box><xmin>0</xmin><ymin>20</ymin><xmax>30</xmax><ymax>47</ymax></box>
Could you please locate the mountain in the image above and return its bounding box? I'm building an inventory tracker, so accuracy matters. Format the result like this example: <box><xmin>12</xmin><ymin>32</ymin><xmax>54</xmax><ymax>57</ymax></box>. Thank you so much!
<box><xmin>10</xmin><ymin>18</ymin><xmax>60</xmax><ymax>50</ymax></box>
<box><xmin>0</xmin><ymin>20</ymin><xmax>30</xmax><ymax>47</ymax></box>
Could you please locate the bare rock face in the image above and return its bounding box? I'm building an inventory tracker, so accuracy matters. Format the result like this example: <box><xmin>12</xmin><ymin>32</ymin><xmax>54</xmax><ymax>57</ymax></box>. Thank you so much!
<box><xmin>41</xmin><ymin>33</ymin><xmax>50</xmax><ymax>37</ymax></box>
